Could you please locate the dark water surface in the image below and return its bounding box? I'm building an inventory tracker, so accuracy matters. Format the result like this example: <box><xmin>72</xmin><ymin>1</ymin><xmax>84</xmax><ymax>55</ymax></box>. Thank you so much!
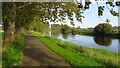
<box><xmin>52</xmin><ymin>33</ymin><xmax>119</xmax><ymax>53</ymax></box>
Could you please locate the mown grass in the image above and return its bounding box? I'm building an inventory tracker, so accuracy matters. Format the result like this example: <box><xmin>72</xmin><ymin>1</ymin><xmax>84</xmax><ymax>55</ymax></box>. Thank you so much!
<box><xmin>2</xmin><ymin>33</ymin><xmax>25</xmax><ymax>67</ymax></box>
<box><xmin>32</xmin><ymin>31</ymin><xmax>118</xmax><ymax>67</ymax></box>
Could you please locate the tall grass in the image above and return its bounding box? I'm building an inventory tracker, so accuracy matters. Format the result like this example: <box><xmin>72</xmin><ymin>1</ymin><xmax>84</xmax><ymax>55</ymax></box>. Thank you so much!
<box><xmin>2</xmin><ymin>34</ymin><xmax>25</xmax><ymax>67</ymax></box>
<box><xmin>32</xmin><ymin>31</ymin><xmax>118</xmax><ymax>67</ymax></box>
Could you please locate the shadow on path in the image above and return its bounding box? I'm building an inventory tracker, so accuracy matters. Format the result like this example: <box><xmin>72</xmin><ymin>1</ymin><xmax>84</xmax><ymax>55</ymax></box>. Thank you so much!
<box><xmin>21</xmin><ymin>32</ymin><xmax>71</xmax><ymax>67</ymax></box>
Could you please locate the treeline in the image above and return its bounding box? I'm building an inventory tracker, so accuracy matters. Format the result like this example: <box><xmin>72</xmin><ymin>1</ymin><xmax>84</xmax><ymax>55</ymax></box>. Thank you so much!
<box><xmin>51</xmin><ymin>24</ymin><xmax>94</xmax><ymax>35</ymax></box>
<box><xmin>51</xmin><ymin>23</ymin><xmax>120</xmax><ymax>39</ymax></box>
<box><xmin>26</xmin><ymin>22</ymin><xmax>120</xmax><ymax>39</ymax></box>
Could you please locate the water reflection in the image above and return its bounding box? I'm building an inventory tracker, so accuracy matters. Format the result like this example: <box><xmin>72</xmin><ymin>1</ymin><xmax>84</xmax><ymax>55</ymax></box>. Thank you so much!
<box><xmin>52</xmin><ymin>33</ymin><xmax>119</xmax><ymax>53</ymax></box>
<box><xmin>93</xmin><ymin>36</ymin><xmax>112</xmax><ymax>46</ymax></box>
<box><xmin>62</xmin><ymin>34</ymin><xmax>69</xmax><ymax>39</ymax></box>
<box><xmin>70</xmin><ymin>34</ymin><xmax>76</xmax><ymax>38</ymax></box>
<box><xmin>51</xmin><ymin>31</ymin><xmax>60</xmax><ymax>37</ymax></box>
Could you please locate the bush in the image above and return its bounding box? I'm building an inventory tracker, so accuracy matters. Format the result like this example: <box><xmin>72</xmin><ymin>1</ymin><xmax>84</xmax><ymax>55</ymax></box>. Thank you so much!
<box><xmin>94</xmin><ymin>23</ymin><xmax>112</xmax><ymax>35</ymax></box>
<box><xmin>71</xmin><ymin>27</ymin><xmax>78</xmax><ymax>35</ymax></box>
<box><xmin>61</xmin><ymin>25</ymin><xmax>71</xmax><ymax>34</ymax></box>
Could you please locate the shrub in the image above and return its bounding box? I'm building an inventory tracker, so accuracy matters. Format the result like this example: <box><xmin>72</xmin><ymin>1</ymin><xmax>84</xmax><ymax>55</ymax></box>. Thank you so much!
<box><xmin>71</xmin><ymin>27</ymin><xmax>78</xmax><ymax>35</ymax></box>
<box><xmin>94</xmin><ymin>23</ymin><xmax>112</xmax><ymax>35</ymax></box>
<box><xmin>61</xmin><ymin>25</ymin><xmax>71</xmax><ymax>34</ymax></box>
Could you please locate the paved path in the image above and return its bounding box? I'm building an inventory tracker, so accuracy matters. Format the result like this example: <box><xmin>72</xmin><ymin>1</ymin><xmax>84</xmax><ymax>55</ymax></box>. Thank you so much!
<box><xmin>21</xmin><ymin>33</ymin><xmax>71</xmax><ymax>67</ymax></box>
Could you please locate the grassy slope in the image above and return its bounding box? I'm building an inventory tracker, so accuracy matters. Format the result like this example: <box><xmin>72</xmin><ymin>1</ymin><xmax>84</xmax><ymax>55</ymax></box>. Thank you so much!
<box><xmin>0</xmin><ymin>32</ymin><xmax>3</xmax><ymax>67</ymax></box>
<box><xmin>32</xmin><ymin>31</ymin><xmax>118</xmax><ymax>67</ymax></box>
<box><xmin>2</xmin><ymin>34</ymin><xmax>25</xmax><ymax>67</ymax></box>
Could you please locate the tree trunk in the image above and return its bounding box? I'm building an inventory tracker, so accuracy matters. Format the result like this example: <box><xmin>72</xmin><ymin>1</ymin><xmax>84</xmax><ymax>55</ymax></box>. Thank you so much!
<box><xmin>14</xmin><ymin>26</ymin><xmax>25</xmax><ymax>40</ymax></box>
<box><xmin>3</xmin><ymin>21</ymin><xmax>15</xmax><ymax>46</ymax></box>
<box><xmin>3</xmin><ymin>3</ymin><xmax>16</xmax><ymax>47</ymax></box>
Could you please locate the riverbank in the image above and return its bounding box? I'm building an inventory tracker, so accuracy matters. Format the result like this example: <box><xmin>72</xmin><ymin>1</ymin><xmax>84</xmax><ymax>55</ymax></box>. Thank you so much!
<box><xmin>79</xmin><ymin>33</ymin><xmax>120</xmax><ymax>39</ymax></box>
<box><xmin>32</xmin><ymin>31</ymin><xmax>118</xmax><ymax>67</ymax></box>
<box><xmin>78</xmin><ymin>30</ymin><xmax>120</xmax><ymax>39</ymax></box>
<box><xmin>57</xmin><ymin>28</ymin><xmax>120</xmax><ymax>39</ymax></box>
<box><xmin>0</xmin><ymin>33</ymin><xmax>2</xmax><ymax>67</ymax></box>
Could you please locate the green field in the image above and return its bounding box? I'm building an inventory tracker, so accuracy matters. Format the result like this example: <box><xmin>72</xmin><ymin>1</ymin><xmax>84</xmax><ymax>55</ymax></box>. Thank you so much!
<box><xmin>32</xmin><ymin>31</ymin><xmax>118</xmax><ymax>67</ymax></box>
<box><xmin>0</xmin><ymin>32</ymin><xmax>3</xmax><ymax>67</ymax></box>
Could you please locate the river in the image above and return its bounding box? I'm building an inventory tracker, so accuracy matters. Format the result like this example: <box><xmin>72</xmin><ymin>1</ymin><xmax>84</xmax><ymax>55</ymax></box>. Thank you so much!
<box><xmin>52</xmin><ymin>33</ymin><xmax>119</xmax><ymax>53</ymax></box>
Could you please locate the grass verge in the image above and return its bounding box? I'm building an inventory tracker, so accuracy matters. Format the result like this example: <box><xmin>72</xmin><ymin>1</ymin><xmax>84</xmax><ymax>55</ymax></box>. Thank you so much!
<box><xmin>32</xmin><ymin>31</ymin><xmax>118</xmax><ymax>67</ymax></box>
<box><xmin>2</xmin><ymin>33</ymin><xmax>25</xmax><ymax>67</ymax></box>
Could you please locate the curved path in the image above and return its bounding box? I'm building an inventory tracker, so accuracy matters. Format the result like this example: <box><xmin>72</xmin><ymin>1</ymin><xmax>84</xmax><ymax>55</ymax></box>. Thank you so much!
<box><xmin>21</xmin><ymin>33</ymin><xmax>71</xmax><ymax>67</ymax></box>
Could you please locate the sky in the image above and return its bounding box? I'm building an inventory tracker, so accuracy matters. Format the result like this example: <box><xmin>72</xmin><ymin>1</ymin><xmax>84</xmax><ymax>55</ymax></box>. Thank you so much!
<box><xmin>76</xmin><ymin>2</ymin><xmax>119</xmax><ymax>28</ymax></box>
<box><xmin>52</xmin><ymin>1</ymin><xmax>119</xmax><ymax>28</ymax></box>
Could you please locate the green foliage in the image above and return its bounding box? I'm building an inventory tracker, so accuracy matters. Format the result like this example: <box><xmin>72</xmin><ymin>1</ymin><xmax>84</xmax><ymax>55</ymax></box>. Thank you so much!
<box><xmin>98</xmin><ymin>6</ymin><xmax>105</xmax><ymax>16</ymax></box>
<box><xmin>32</xmin><ymin>32</ymin><xmax>118</xmax><ymax>66</ymax></box>
<box><xmin>79</xmin><ymin>29</ymin><xmax>94</xmax><ymax>35</ymax></box>
<box><xmin>61</xmin><ymin>24</ymin><xmax>71</xmax><ymax>34</ymax></box>
<box><xmin>2</xmin><ymin>2</ymin><xmax>83</xmax><ymax>44</ymax></box>
<box><xmin>94</xmin><ymin>23</ymin><xmax>112</xmax><ymax>35</ymax></box>
<box><xmin>2</xmin><ymin>2</ymin><xmax>83</xmax><ymax>31</ymax></box>
<box><xmin>31</xmin><ymin>21</ymin><xmax>44</xmax><ymax>32</ymax></box>
<box><xmin>98</xmin><ymin>2</ymin><xmax>119</xmax><ymax>17</ymax></box>
<box><xmin>71</xmin><ymin>27</ymin><xmax>78</xmax><ymax>35</ymax></box>
<box><xmin>51</xmin><ymin>24</ymin><xmax>61</xmax><ymax>35</ymax></box>
<box><xmin>2</xmin><ymin>34</ymin><xmax>25</xmax><ymax>67</ymax></box>
<box><xmin>3</xmin><ymin>2</ymin><xmax>119</xmax><ymax>32</ymax></box>
<box><xmin>26</xmin><ymin>21</ymin><xmax>49</xmax><ymax>34</ymax></box>
<box><xmin>2</xmin><ymin>2</ymin><xmax>119</xmax><ymax>44</ymax></box>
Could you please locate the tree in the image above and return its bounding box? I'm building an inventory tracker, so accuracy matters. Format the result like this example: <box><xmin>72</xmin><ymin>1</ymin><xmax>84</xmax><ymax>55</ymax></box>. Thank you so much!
<box><xmin>2</xmin><ymin>2</ymin><xmax>82</xmax><ymax>46</ymax></box>
<box><xmin>77</xmin><ymin>26</ymin><xmax>80</xmax><ymax>29</ymax></box>
<box><xmin>2</xmin><ymin>1</ymin><xmax>120</xmax><ymax>46</ymax></box>
<box><xmin>61</xmin><ymin>24</ymin><xmax>71</xmax><ymax>34</ymax></box>
<box><xmin>94</xmin><ymin>23</ymin><xmax>112</xmax><ymax>36</ymax></box>
<box><xmin>71</xmin><ymin>27</ymin><xmax>78</xmax><ymax>35</ymax></box>
<box><xmin>51</xmin><ymin>24</ymin><xmax>61</xmax><ymax>35</ymax></box>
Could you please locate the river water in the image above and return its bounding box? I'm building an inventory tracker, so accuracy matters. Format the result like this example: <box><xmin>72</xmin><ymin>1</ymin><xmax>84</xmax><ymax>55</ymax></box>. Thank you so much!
<box><xmin>52</xmin><ymin>33</ymin><xmax>120</xmax><ymax>53</ymax></box>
